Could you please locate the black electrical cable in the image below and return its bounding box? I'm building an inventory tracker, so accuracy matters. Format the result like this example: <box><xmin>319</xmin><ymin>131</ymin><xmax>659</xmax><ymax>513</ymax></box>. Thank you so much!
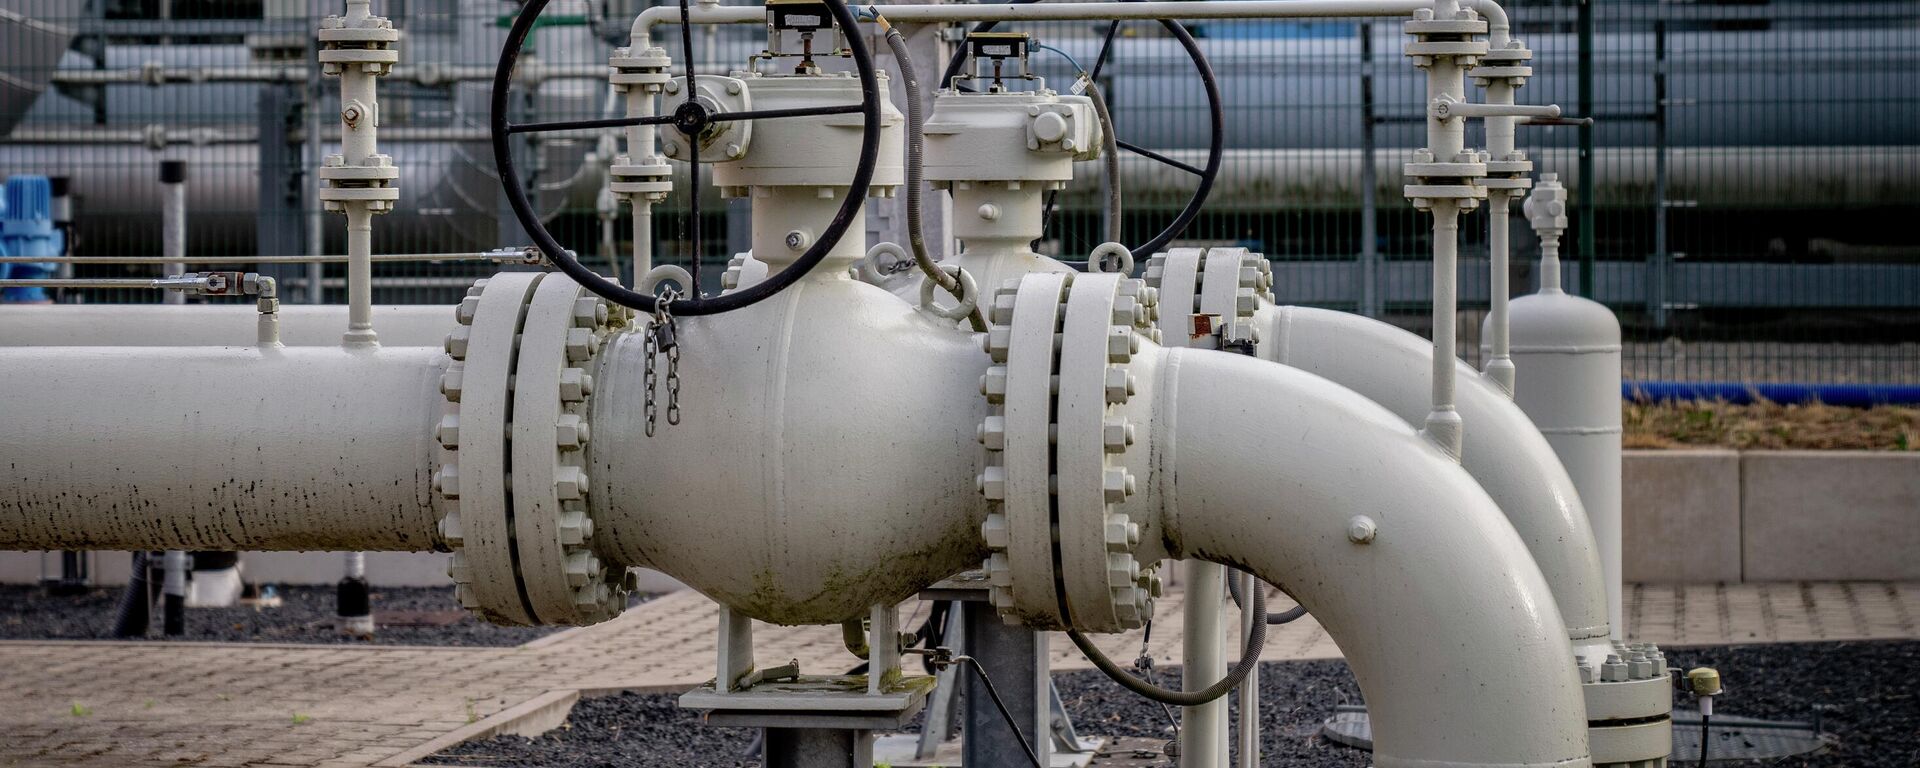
<box><xmin>1226</xmin><ymin>569</ymin><xmax>1310</xmax><ymax>625</ymax></box>
<box><xmin>956</xmin><ymin>655</ymin><xmax>1046</xmax><ymax>768</ymax></box>
<box><xmin>491</xmin><ymin>0</ymin><xmax>883</xmax><ymax>316</ymax></box>
<box><xmin>1699</xmin><ymin>712</ymin><xmax>1710</xmax><ymax>767</ymax></box>
<box><xmin>110</xmin><ymin>550</ymin><xmax>152</xmax><ymax>638</ymax></box>
<box><xmin>939</xmin><ymin>3</ymin><xmax>1223</xmax><ymax>262</ymax></box>
<box><xmin>1064</xmin><ymin>579</ymin><xmax>1266</xmax><ymax>707</ymax></box>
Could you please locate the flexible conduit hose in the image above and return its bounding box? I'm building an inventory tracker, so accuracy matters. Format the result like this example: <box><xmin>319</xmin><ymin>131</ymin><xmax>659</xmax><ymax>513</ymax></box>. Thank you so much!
<box><xmin>878</xmin><ymin>16</ymin><xmax>988</xmax><ymax>332</ymax></box>
<box><xmin>1065</xmin><ymin>577</ymin><xmax>1266</xmax><ymax>706</ymax></box>
<box><xmin>1085</xmin><ymin>74</ymin><xmax>1123</xmax><ymax>245</ymax></box>
<box><xmin>1226</xmin><ymin>569</ymin><xmax>1309</xmax><ymax>625</ymax></box>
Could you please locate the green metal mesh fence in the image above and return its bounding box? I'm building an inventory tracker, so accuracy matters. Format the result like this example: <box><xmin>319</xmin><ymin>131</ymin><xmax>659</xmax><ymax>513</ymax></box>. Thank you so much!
<box><xmin>2</xmin><ymin>0</ymin><xmax>1915</xmax><ymax>385</ymax></box>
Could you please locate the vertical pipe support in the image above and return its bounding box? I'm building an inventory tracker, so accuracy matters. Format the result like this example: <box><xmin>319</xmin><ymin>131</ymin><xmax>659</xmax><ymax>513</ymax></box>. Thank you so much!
<box><xmin>161</xmin><ymin>549</ymin><xmax>188</xmax><ymax>636</ymax></box>
<box><xmin>159</xmin><ymin>160</ymin><xmax>187</xmax><ymax>305</ymax></box>
<box><xmin>1235</xmin><ymin>572</ymin><xmax>1260</xmax><ymax>768</ymax></box>
<box><xmin>316</xmin><ymin>0</ymin><xmax>398</xmax><ymax>347</ymax></box>
<box><xmin>1179</xmin><ymin>561</ymin><xmax>1226</xmax><ymax>768</ymax></box>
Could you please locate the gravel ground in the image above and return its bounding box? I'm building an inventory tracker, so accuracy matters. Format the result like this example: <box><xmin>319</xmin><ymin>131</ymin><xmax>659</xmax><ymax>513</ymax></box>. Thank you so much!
<box><xmin>0</xmin><ymin>584</ymin><xmax>567</xmax><ymax>647</ymax></box>
<box><xmin>428</xmin><ymin>640</ymin><xmax>1918</xmax><ymax>767</ymax></box>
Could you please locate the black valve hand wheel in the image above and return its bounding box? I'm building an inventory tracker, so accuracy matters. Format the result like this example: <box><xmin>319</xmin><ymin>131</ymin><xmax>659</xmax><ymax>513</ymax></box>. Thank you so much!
<box><xmin>491</xmin><ymin>0</ymin><xmax>883</xmax><ymax>316</ymax></box>
<box><xmin>938</xmin><ymin>2</ymin><xmax>1223</xmax><ymax>261</ymax></box>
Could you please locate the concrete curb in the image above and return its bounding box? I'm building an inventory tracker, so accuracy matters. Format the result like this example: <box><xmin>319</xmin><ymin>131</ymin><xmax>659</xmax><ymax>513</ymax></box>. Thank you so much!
<box><xmin>1625</xmin><ymin>450</ymin><xmax>1920</xmax><ymax>582</ymax></box>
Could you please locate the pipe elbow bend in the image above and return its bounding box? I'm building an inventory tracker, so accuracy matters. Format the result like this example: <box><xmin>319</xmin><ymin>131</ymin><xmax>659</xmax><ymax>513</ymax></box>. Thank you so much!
<box><xmin>1153</xmin><ymin>349</ymin><xmax>1589</xmax><ymax>767</ymax></box>
<box><xmin>1262</xmin><ymin>304</ymin><xmax>1610</xmax><ymax>643</ymax></box>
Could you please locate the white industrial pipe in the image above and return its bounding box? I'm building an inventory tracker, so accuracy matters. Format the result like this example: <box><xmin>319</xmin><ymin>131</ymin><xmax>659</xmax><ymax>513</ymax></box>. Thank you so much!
<box><xmin>1262</xmin><ymin>305</ymin><xmax>1611</xmax><ymax>644</ymax></box>
<box><xmin>1152</xmin><ymin>347</ymin><xmax>1589</xmax><ymax>768</ymax></box>
<box><xmin>0</xmin><ymin>305</ymin><xmax>451</xmax><ymax>347</ymax></box>
<box><xmin>0</xmin><ymin>345</ymin><xmax>446</xmax><ymax>552</ymax></box>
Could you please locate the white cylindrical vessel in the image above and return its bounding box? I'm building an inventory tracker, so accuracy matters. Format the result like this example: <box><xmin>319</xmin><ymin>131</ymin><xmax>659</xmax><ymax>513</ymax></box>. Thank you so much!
<box><xmin>1506</xmin><ymin>289</ymin><xmax>1623</xmax><ymax>636</ymax></box>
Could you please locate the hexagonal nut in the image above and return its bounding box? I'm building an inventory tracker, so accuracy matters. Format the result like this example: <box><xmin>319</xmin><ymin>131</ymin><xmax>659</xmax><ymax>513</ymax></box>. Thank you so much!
<box><xmin>1140</xmin><ymin>570</ymin><xmax>1164</xmax><ymax>597</ymax></box>
<box><xmin>1236</xmin><ymin>289</ymin><xmax>1258</xmax><ymax>316</ymax></box>
<box><xmin>573</xmin><ymin>581</ymin><xmax>610</xmax><ymax>608</ymax></box>
<box><xmin>555</xmin><ymin>413</ymin><xmax>590</xmax><ymax>449</ymax></box>
<box><xmin>978</xmin><ymin>466</ymin><xmax>1008</xmax><ymax>500</ymax></box>
<box><xmin>440</xmin><ymin>366</ymin><xmax>464</xmax><ymax>402</ymax></box>
<box><xmin>444</xmin><ymin>326</ymin><xmax>471</xmax><ymax>359</ymax></box>
<box><xmin>982</xmin><ymin>512</ymin><xmax>1010</xmax><ymax>549</ymax></box>
<box><xmin>555</xmin><ymin>466</ymin><xmax>590</xmax><ymax>500</ymax></box>
<box><xmin>447</xmin><ymin>550</ymin><xmax>470</xmax><ymax>581</ymax></box>
<box><xmin>1107</xmin><ymin>553</ymin><xmax>1140</xmax><ymax>588</ymax></box>
<box><xmin>559</xmin><ymin>368</ymin><xmax>594</xmax><ymax>402</ymax></box>
<box><xmin>978</xmin><ymin>416</ymin><xmax>1006</xmax><ymax>450</ymax></box>
<box><xmin>1104</xmin><ymin>516</ymin><xmax>1139</xmax><ymax>552</ymax></box>
<box><xmin>559</xmin><ymin>508</ymin><xmax>594</xmax><ymax>545</ymax></box>
<box><xmin>985</xmin><ymin>553</ymin><xmax>1014</xmax><ymax>586</ymax></box>
<box><xmin>985</xmin><ymin>327</ymin><xmax>1013</xmax><ymax>362</ymax></box>
<box><xmin>1103</xmin><ymin>368</ymin><xmax>1135</xmax><ymax>404</ymax></box>
<box><xmin>1105</xmin><ymin>328</ymin><xmax>1133</xmax><ymax>363</ymax></box>
<box><xmin>565</xmin><ymin>327</ymin><xmax>599</xmax><ymax>363</ymax></box>
<box><xmin>1102</xmin><ymin>418</ymin><xmax>1134</xmax><ymax>453</ymax></box>
<box><xmin>1113</xmin><ymin>591</ymin><xmax>1141</xmax><ymax>625</ymax></box>
<box><xmin>438</xmin><ymin>512</ymin><xmax>465</xmax><ymax>546</ymax></box>
<box><xmin>456</xmin><ymin>296</ymin><xmax>481</xmax><ymax>325</ymax></box>
<box><xmin>433</xmin><ymin>464</ymin><xmax>460</xmax><ymax>499</ymax></box>
<box><xmin>436</xmin><ymin>413</ymin><xmax>461</xmax><ymax>449</ymax></box>
<box><xmin>572</xmin><ymin>297</ymin><xmax>608</xmax><ymax>328</ymax></box>
<box><xmin>1102</xmin><ymin>468</ymin><xmax>1135</xmax><ymax>503</ymax></box>
<box><xmin>990</xmin><ymin>292</ymin><xmax>1018</xmax><ymax>325</ymax></box>
<box><xmin>981</xmin><ymin>366</ymin><xmax>1009</xmax><ymax>403</ymax></box>
<box><xmin>565</xmin><ymin>550</ymin><xmax>599</xmax><ymax>587</ymax></box>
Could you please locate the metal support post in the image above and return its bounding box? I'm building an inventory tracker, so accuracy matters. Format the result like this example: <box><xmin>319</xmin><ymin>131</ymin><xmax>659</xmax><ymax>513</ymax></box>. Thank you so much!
<box><xmin>316</xmin><ymin>0</ymin><xmax>398</xmax><ymax>345</ymax></box>
<box><xmin>1651</xmin><ymin>19</ymin><xmax>1670</xmax><ymax>329</ymax></box>
<box><xmin>1576</xmin><ymin>0</ymin><xmax>1595</xmax><ymax>297</ymax></box>
<box><xmin>1359</xmin><ymin>22</ymin><xmax>1380</xmax><ymax>318</ymax></box>
<box><xmin>1180</xmin><ymin>561</ymin><xmax>1226</xmax><ymax>768</ymax></box>
<box><xmin>962</xmin><ymin>598</ymin><xmax>1051</xmax><ymax>767</ymax></box>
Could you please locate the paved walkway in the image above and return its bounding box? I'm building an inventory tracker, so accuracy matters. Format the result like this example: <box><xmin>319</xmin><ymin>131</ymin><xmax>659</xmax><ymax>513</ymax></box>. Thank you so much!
<box><xmin>2</xmin><ymin>581</ymin><xmax>1915</xmax><ymax>767</ymax></box>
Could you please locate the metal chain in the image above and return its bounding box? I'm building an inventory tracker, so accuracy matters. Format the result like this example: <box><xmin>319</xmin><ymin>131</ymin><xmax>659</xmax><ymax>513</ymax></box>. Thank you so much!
<box><xmin>646</xmin><ymin>287</ymin><xmax>683</xmax><ymax>436</ymax></box>
<box><xmin>643</xmin><ymin>323</ymin><xmax>660</xmax><ymax>437</ymax></box>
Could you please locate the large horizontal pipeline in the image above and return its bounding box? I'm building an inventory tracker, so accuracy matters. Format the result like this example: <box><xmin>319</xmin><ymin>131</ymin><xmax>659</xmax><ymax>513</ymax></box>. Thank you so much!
<box><xmin>0</xmin><ymin>345</ymin><xmax>448</xmax><ymax>552</ymax></box>
<box><xmin>1624</xmin><ymin>381</ymin><xmax>1920</xmax><ymax>408</ymax></box>
<box><xmin>635</xmin><ymin>0</ymin><xmax>1432</xmax><ymax>37</ymax></box>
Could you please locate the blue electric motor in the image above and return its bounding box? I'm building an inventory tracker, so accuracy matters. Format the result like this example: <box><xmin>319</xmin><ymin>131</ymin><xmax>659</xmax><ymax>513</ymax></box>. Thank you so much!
<box><xmin>0</xmin><ymin>175</ymin><xmax>65</xmax><ymax>303</ymax></box>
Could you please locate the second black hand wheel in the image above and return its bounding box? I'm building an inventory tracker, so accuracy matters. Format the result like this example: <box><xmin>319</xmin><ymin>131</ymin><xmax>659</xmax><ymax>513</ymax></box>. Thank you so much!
<box><xmin>938</xmin><ymin>4</ymin><xmax>1223</xmax><ymax>260</ymax></box>
<box><xmin>491</xmin><ymin>0</ymin><xmax>883</xmax><ymax>316</ymax></box>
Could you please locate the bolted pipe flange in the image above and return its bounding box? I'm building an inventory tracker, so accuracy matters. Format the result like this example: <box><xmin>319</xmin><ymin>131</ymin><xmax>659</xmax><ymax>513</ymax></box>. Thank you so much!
<box><xmin>1144</xmin><ymin>247</ymin><xmax>1269</xmax><ymax>351</ymax></box>
<box><xmin>436</xmin><ymin>273</ymin><xmax>635</xmax><ymax>626</ymax></box>
<box><xmin>1580</xmin><ymin>640</ymin><xmax>1675</xmax><ymax>767</ymax></box>
<box><xmin>977</xmin><ymin>271</ymin><xmax>1158</xmax><ymax>632</ymax></box>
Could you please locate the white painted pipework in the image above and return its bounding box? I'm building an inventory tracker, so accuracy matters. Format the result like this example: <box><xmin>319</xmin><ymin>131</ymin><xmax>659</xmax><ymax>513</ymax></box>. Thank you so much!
<box><xmin>1236</xmin><ymin>571</ymin><xmax>1259</xmax><ymax>768</ymax></box>
<box><xmin>631</xmin><ymin>0</ymin><xmax>1436</xmax><ymax>44</ymax></box>
<box><xmin>1425</xmin><ymin>199</ymin><xmax>1464</xmax><ymax>456</ymax></box>
<box><xmin>0</xmin><ymin>345</ymin><xmax>446</xmax><ymax>552</ymax></box>
<box><xmin>0</xmin><ymin>305</ymin><xmax>451</xmax><ymax>348</ymax></box>
<box><xmin>1481</xmin><ymin>74</ymin><xmax>1519</xmax><ymax>394</ymax></box>
<box><xmin>1261</xmin><ymin>304</ymin><xmax>1611</xmax><ymax>644</ymax></box>
<box><xmin>1150</xmin><ymin>347</ymin><xmax>1588</xmax><ymax>768</ymax></box>
<box><xmin>345</xmin><ymin>206</ymin><xmax>377</xmax><ymax>344</ymax></box>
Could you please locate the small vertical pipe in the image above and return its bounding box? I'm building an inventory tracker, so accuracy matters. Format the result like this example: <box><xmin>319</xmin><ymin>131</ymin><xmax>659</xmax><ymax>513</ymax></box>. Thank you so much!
<box><xmin>1487</xmin><ymin>196</ymin><xmax>1513</xmax><ymax>390</ymax></box>
<box><xmin>1179</xmin><ymin>561</ymin><xmax>1225</xmax><ymax>768</ymax></box>
<box><xmin>161</xmin><ymin>549</ymin><xmax>188</xmax><ymax>636</ymax></box>
<box><xmin>1236</xmin><ymin>571</ymin><xmax>1260</xmax><ymax>768</ymax></box>
<box><xmin>160</xmin><ymin>160</ymin><xmax>187</xmax><ymax>305</ymax></box>
<box><xmin>1426</xmin><ymin>200</ymin><xmax>1463</xmax><ymax>455</ymax></box>
<box><xmin>343</xmin><ymin>206</ymin><xmax>377</xmax><ymax>345</ymax></box>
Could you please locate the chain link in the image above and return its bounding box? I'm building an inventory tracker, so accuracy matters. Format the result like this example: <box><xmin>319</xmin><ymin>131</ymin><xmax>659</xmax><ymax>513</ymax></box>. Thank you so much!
<box><xmin>646</xmin><ymin>287</ymin><xmax>683</xmax><ymax>436</ymax></box>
